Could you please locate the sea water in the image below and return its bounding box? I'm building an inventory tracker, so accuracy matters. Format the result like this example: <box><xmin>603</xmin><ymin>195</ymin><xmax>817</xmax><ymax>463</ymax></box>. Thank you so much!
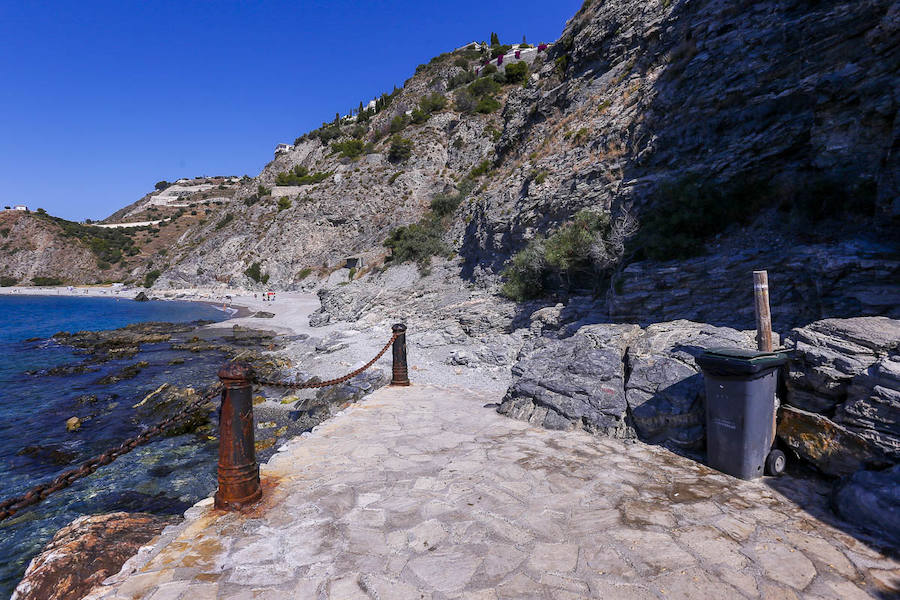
<box><xmin>0</xmin><ymin>295</ymin><xmax>227</xmax><ymax>598</ymax></box>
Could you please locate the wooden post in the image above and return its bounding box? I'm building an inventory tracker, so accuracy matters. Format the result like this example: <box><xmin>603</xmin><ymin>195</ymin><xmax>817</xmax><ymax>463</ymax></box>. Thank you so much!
<box><xmin>753</xmin><ymin>270</ymin><xmax>773</xmax><ymax>352</ymax></box>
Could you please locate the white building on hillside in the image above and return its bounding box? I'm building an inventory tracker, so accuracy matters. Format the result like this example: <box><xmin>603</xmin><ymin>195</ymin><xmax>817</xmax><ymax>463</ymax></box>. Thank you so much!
<box><xmin>275</xmin><ymin>143</ymin><xmax>291</xmax><ymax>154</ymax></box>
<box><xmin>13</xmin><ymin>205</ymin><xmax>27</xmax><ymax>211</ymax></box>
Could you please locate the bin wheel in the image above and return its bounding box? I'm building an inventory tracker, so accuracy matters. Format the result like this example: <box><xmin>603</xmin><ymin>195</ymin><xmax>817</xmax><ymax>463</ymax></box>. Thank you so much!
<box><xmin>765</xmin><ymin>449</ymin><xmax>786</xmax><ymax>477</ymax></box>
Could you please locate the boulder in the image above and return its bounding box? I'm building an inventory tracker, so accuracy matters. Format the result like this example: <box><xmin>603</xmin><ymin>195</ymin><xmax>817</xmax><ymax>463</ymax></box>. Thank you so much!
<box><xmin>783</xmin><ymin>317</ymin><xmax>900</xmax><ymax>460</ymax></box>
<box><xmin>498</xmin><ymin>324</ymin><xmax>641</xmax><ymax>436</ymax></box>
<box><xmin>132</xmin><ymin>291</ymin><xmax>149</xmax><ymax>302</ymax></box>
<box><xmin>625</xmin><ymin>320</ymin><xmax>756</xmax><ymax>449</ymax></box>
<box><xmin>835</xmin><ymin>355</ymin><xmax>900</xmax><ymax>459</ymax></box>
<box><xmin>252</xmin><ymin>311</ymin><xmax>275</xmax><ymax>318</ymax></box>
<box><xmin>832</xmin><ymin>465</ymin><xmax>900</xmax><ymax>544</ymax></box>
<box><xmin>778</xmin><ymin>406</ymin><xmax>890</xmax><ymax>477</ymax></box>
<box><xmin>11</xmin><ymin>512</ymin><xmax>177</xmax><ymax>600</ymax></box>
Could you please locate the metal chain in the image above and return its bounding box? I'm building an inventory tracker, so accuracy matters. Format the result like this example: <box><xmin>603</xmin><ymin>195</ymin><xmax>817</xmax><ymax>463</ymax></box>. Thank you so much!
<box><xmin>254</xmin><ymin>333</ymin><xmax>397</xmax><ymax>390</ymax></box>
<box><xmin>0</xmin><ymin>384</ymin><xmax>221</xmax><ymax>523</ymax></box>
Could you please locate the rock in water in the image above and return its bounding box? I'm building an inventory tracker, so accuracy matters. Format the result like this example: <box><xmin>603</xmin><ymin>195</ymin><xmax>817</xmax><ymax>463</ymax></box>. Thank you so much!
<box><xmin>133</xmin><ymin>291</ymin><xmax>149</xmax><ymax>302</ymax></box>
<box><xmin>833</xmin><ymin>465</ymin><xmax>900</xmax><ymax>545</ymax></box>
<box><xmin>11</xmin><ymin>512</ymin><xmax>177</xmax><ymax>600</ymax></box>
<box><xmin>65</xmin><ymin>417</ymin><xmax>81</xmax><ymax>432</ymax></box>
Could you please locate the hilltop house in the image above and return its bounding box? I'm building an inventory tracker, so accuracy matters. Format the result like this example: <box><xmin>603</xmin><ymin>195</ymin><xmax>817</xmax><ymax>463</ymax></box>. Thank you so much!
<box><xmin>275</xmin><ymin>143</ymin><xmax>292</xmax><ymax>155</ymax></box>
<box><xmin>13</xmin><ymin>205</ymin><xmax>27</xmax><ymax>211</ymax></box>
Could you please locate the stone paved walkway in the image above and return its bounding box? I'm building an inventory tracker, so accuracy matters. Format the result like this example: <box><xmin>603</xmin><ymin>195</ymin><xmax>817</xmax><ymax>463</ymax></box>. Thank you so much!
<box><xmin>85</xmin><ymin>385</ymin><xmax>899</xmax><ymax>599</ymax></box>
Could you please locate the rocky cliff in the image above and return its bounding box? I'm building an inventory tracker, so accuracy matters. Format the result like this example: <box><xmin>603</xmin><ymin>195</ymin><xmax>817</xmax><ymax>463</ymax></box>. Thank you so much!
<box><xmin>151</xmin><ymin>0</ymin><xmax>897</xmax><ymax>330</ymax></box>
<box><xmin>0</xmin><ymin>211</ymin><xmax>98</xmax><ymax>285</ymax></box>
<box><xmin>5</xmin><ymin>1</ymin><xmax>898</xmax><ymax>329</ymax></box>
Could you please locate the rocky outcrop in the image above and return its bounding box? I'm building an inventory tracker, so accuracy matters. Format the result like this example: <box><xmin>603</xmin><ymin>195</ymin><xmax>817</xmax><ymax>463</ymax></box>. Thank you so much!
<box><xmin>498</xmin><ymin>318</ymin><xmax>758</xmax><ymax>449</ymax></box>
<box><xmin>625</xmin><ymin>321</ymin><xmax>757</xmax><ymax>450</ymax></box>
<box><xmin>781</xmin><ymin>317</ymin><xmax>900</xmax><ymax>471</ymax></box>
<box><xmin>11</xmin><ymin>512</ymin><xmax>177</xmax><ymax>600</ymax></box>
<box><xmin>608</xmin><ymin>241</ymin><xmax>900</xmax><ymax>331</ymax></box>
<box><xmin>778</xmin><ymin>406</ymin><xmax>891</xmax><ymax>477</ymax></box>
<box><xmin>832</xmin><ymin>465</ymin><xmax>900</xmax><ymax>545</ymax></box>
<box><xmin>0</xmin><ymin>211</ymin><xmax>98</xmax><ymax>285</ymax></box>
<box><xmin>498</xmin><ymin>323</ymin><xmax>640</xmax><ymax>435</ymax></box>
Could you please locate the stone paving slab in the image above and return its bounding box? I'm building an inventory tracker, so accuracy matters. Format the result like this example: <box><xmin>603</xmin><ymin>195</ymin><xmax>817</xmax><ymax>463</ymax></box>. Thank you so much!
<box><xmin>84</xmin><ymin>385</ymin><xmax>899</xmax><ymax>599</ymax></box>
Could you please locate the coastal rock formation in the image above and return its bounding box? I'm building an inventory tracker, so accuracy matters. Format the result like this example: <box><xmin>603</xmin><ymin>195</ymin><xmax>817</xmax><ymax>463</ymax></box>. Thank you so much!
<box><xmin>499</xmin><ymin>319</ymin><xmax>758</xmax><ymax>449</ymax></box>
<box><xmin>498</xmin><ymin>323</ymin><xmax>639</xmax><ymax>435</ymax></box>
<box><xmin>11</xmin><ymin>512</ymin><xmax>176</xmax><ymax>600</ymax></box>
<box><xmin>625</xmin><ymin>321</ymin><xmax>756</xmax><ymax>449</ymax></box>
<box><xmin>832</xmin><ymin>464</ymin><xmax>900</xmax><ymax>544</ymax></box>
<box><xmin>0</xmin><ymin>211</ymin><xmax>98</xmax><ymax>286</ymax></box>
<box><xmin>779</xmin><ymin>317</ymin><xmax>900</xmax><ymax>474</ymax></box>
<box><xmin>777</xmin><ymin>405</ymin><xmax>890</xmax><ymax>477</ymax></box>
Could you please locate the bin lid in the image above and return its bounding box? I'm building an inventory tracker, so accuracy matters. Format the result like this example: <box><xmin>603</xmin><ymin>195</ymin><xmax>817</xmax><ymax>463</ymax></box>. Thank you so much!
<box><xmin>696</xmin><ymin>347</ymin><xmax>789</xmax><ymax>376</ymax></box>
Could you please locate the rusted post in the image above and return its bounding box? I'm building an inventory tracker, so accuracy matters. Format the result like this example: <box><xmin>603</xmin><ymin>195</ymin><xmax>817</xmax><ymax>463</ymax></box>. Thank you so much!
<box><xmin>753</xmin><ymin>270</ymin><xmax>773</xmax><ymax>352</ymax></box>
<box><xmin>391</xmin><ymin>323</ymin><xmax>410</xmax><ymax>386</ymax></box>
<box><xmin>214</xmin><ymin>362</ymin><xmax>262</xmax><ymax>510</ymax></box>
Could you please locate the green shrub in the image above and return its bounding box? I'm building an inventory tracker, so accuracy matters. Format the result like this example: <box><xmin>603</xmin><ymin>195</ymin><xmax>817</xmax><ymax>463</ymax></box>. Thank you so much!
<box><xmin>154</xmin><ymin>181</ymin><xmax>170</xmax><ymax>191</ymax></box>
<box><xmin>388</xmin><ymin>136</ymin><xmax>413</xmax><ymax>163</ymax></box>
<box><xmin>0</xmin><ymin>227</ymin><xmax>9</xmax><ymax>238</ymax></box>
<box><xmin>480</xmin><ymin>64</ymin><xmax>498</xmax><ymax>77</ymax></box>
<box><xmin>430</xmin><ymin>181</ymin><xmax>474</xmax><ymax>217</ymax></box>
<box><xmin>332</xmin><ymin>138</ymin><xmax>365</xmax><ymax>159</ymax></box>
<box><xmin>501</xmin><ymin>210</ymin><xmax>611</xmax><ymax>300</ymax></box>
<box><xmin>531</xmin><ymin>170</ymin><xmax>548</xmax><ymax>184</ymax></box>
<box><xmin>491</xmin><ymin>44</ymin><xmax>512</xmax><ymax>59</ymax></box>
<box><xmin>258</xmin><ymin>185</ymin><xmax>271</xmax><ymax>196</ymax></box>
<box><xmin>504</xmin><ymin>61</ymin><xmax>528</xmax><ymax>84</ymax></box>
<box><xmin>297</xmin><ymin>267</ymin><xmax>313</xmax><ymax>280</ymax></box>
<box><xmin>410</xmin><ymin>108</ymin><xmax>429</xmax><ymax>125</ymax></box>
<box><xmin>275</xmin><ymin>165</ymin><xmax>332</xmax><ymax>186</ymax></box>
<box><xmin>32</xmin><ymin>276</ymin><xmax>63</xmax><ymax>286</ymax></box>
<box><xmin>277</xmin><ymin>197</ymin><xmax>292</xmax><ymax>211</ymax></box>
<box><xmin>384</xmin><ymin>220</ymin><xmax>445</xmax><ymax>267</ymax></box>
<box><xmin>454</xmin><ymin>88</ymin><xmax>478</xmax><ymax>113</ymax></box>
<box><xmin>244</xmin><ymin>261</ymin><xmax>269</xmax><ymax>284</ymax></box>
<box><xmin>469</xmin><ymin>77</ymin><xmax>501</xmax><ymax>97</ymax></box>
<box><xmin>0</xmin><ymin>276</ymin><xmax>19</xmax><ymax>287</ymax></box>
<box><xmin>419</xmin><ymin>93</ymin><xmax>447</xmax><ymax>113</ymax></box>
<box><xmin>215</xmin><ymin>213</ymin><xmax>233</xmax><ymax>230</ymax></box>
<box><xmin>469</xmin><ymin>159</ymin><xmax>492</xmax><ymax>178</ymax></box>
<box><xmin>500</xmin><ymin>239</ymin><xmax>547</xmax><ymax>301</ymax></box>
<box><xmin>388</xmin><ymin>171</ymin><xmax>402</xmax><ymax>184</ymax></box>
<box><xmin>476</xmin><ymin>96</ymin><xmax>501</xmax><ymax>113</ymax></box>
<box><xmin>242</xmin><ymin>195</ymin><xmax>258</xmax><ymax>207</ymax></box>
<box><xmin>32</xmin><ymin>213</ymin><xmax>138</xmax><ymax>265</ymax></box>
<box><xmin>143</xmin><ymin>270</ymin><xmax>161</xmax><ymax>288</ymax></box>
<box><xmin>448</xmin><ymin>69</ymin><xmax>476</xmax><ymax>90</ymax></box>
<box><xmin>389</xmin><ymin>114</ymin><xmax>408</xmax><ymax>133</ymax></box>
<box><xmin>97</xmin><ymin>260</ymin><xmax>111</xmax><ymax>270</ymax></box>
<box><xmin>454</xmin><ymin>56</ymin><xmax>469</xmax><ymax>69</ymax></box>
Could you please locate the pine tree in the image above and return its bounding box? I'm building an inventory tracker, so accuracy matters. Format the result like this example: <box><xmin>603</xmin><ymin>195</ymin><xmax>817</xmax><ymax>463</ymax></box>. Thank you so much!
<box><xmin>490</xmin><ymin>32</ymin><xmax>499</xmax><ymax>46</ymax></box>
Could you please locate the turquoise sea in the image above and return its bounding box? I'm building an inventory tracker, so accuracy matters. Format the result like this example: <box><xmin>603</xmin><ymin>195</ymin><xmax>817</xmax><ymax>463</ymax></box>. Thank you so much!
<box><xmin>0</xmin><ymin>295</ymin><xmax>227</xmax><ymax>598</ymax></box>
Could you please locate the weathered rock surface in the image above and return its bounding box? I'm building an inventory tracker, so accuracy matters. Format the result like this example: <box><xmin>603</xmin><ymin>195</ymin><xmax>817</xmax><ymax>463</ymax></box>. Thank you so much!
<box><xmin>625</xmin><ymin>321</ymin><xmax>757</xmax><ymax>450</ymax></box>
<box><xmin>778</xmin><ymin>405</ymin><xmax>890</xmax><ymax>478</ymax></box>
<box><xmin>609</xmin><ymin>241</ymin><xmax>900</xmax><ymax>331</ymax></box>
<box><xmin>11</xmin><ymin>512</ymin><xmax>176</xmax><ymax>600</ymax></box>
<box><xmin>782</xmin><ymin>317</ymin><xmax>900</xmax><ymax>467</ymax></box>
<box><xmin>833</xmin><ymin>464</ymin><xmax>900</xmax><ymax>545</ymax></box>
<box><xmin>499</xmin><ymin>318</ymin><xmax>758</xmax><ymax>448</ymax></box>
<box><xmin>498</xmin><ymin>323</ymin><xmax>640</xmax><ymax>435</ymax></box>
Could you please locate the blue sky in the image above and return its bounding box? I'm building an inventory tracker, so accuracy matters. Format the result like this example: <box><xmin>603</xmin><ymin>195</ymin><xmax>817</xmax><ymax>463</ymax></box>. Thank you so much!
<box><xmin>0</xmin><ymin>0</ymin><xmax>580</xmax><ymax>221</ymax></box>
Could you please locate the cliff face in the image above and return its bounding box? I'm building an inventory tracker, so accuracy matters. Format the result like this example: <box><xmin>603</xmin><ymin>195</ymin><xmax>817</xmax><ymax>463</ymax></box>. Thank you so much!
<box><xmin>8</xmin><ymin>0</ymin><xmax>897</xmax><ymax>330</ymax></box>
<box><xmin>0</xmin><ymin>211</ymin><xmax>98</xmax><ymax>285</ymax></box>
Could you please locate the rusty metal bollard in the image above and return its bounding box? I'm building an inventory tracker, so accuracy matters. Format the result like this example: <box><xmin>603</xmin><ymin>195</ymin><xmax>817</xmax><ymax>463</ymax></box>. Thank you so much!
<box><xmin>214</xmin><ymin>362</ymin><xmax>262</xmax><ymax>510</ymax></box>
<box><xmin>391</xmin><ymin>323</ymin><xmax>410</xmax><ymax>386</ymax></box>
